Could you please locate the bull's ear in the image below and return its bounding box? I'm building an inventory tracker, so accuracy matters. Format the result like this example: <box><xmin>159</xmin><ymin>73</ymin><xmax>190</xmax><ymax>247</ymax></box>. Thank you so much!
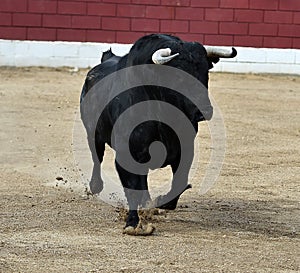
<box><xmin>208</xmin><ymin>57</ymin><xmax>220</xmax><ymax>70</ymax></box>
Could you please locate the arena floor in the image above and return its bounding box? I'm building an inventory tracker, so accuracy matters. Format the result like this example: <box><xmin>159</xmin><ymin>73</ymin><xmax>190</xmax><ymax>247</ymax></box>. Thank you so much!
<box><xmin>0</xmin><ymin>67</ymin><xmax>299</xmax><ymax>272</ymax></box>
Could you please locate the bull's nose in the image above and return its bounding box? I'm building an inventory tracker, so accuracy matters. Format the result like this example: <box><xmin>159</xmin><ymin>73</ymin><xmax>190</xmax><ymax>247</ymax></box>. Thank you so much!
<box><xmin>202</xmin><ymin>105</ymin><xmax>213</xmax><ymax>120</ymax></box>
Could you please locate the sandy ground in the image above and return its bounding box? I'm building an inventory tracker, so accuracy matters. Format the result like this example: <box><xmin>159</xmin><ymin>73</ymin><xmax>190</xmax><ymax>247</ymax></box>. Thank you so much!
<box><xmin>0</xmin><ymin>67</ymin><xmax>299</xmax><ymax>272</ymax></box>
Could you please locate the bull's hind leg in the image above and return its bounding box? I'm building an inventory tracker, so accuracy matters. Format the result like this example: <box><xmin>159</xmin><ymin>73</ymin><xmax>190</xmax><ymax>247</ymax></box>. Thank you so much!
<box><xmin>88</xmin><ymin>135</ymin><xmax>105</xmax><ymax>194</ymax></box>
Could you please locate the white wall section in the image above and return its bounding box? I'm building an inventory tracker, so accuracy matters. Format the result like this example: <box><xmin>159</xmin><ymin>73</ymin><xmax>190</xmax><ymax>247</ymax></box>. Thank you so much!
<box><xmin>0</xmin><ymin>39</ymin><xmax>299</xmax><ymax>75</ymax></box>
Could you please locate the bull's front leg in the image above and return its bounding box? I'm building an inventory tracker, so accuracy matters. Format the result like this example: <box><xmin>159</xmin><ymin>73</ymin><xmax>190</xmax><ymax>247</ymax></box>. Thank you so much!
<box><xmin>155</xmin><ymin>155</ymin><xmax>192</xmax><ymax>210</ymax></box>
<box><xmin>115</xmin><ymin>160</ymin><xmax>155</xmax><ymax>235</ymax></box>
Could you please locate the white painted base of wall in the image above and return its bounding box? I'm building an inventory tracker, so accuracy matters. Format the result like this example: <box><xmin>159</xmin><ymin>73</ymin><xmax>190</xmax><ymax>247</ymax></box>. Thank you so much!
<box><xmin>0</xmin><ymin>39</ymin><xmax>299</xmax><ymax>75</ymax></box>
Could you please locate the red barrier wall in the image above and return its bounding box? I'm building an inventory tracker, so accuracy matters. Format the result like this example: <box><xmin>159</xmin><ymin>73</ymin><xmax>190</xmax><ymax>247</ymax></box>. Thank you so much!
<box><xmin>0</xmin><ymin>0</ymin><xmax>299</xmax><ymax>48</ymax></box>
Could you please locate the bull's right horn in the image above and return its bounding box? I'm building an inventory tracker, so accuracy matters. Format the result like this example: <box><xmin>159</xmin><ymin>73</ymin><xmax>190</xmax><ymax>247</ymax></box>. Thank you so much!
<box><xmin>152</xmin><ymin>48</ymin><xmax>179</xmax><ymax>64</ymax></box>
<box><xmin>204</xmin><ymin>46</ymin><xmax>237</xmax><ymax>58</ymax></box>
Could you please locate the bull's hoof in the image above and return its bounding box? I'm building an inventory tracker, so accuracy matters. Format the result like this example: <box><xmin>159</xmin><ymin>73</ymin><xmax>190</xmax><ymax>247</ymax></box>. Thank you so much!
<box><xmin>155</xmin><ymin>184</ymin><xmax>192</xmax><ymax>210</ymax></box>
<box><xmin>89</xmin><ymin>177</ymin><xmax>103</xmax><ymax>194</ymax></box>
<box><xmin>157</xmin><ymin>198</ymin><xmax>178</xmax><ymax>210</ymax></box>
<box><xmin>123</xmin><ymin>223</ymin><xmax>155</xmax><ymax>236</ymax></box>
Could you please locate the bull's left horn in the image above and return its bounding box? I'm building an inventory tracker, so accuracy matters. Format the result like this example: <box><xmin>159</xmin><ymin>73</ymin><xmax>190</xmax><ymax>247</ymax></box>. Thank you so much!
<box><xmin>152</xmin><ymin>48</ymin><xmax>179</xmax><ymax>64</ymax></box>
<box><xmin>204</xmin><ymin>46</ymin><xmax>237</xmax><ymax>58</ymax></box>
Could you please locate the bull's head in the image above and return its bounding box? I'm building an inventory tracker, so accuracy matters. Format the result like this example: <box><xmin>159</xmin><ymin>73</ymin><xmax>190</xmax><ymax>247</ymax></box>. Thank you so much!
<box><xmin>150</xmin><ymin>43</ymin><xmax>237</xmax><ymax>122</ymax></box>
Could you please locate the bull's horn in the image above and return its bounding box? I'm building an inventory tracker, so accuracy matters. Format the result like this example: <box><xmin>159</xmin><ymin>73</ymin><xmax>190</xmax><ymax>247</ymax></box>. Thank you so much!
<box><xmin>152</xmin><ymin>48</ymin><xmax>179</xmax><ymax>64</ymax></box>
<box><xmin>204</xmin><ymin>46</ymin><xmax>237</xmax><ymax>58</ymax></box>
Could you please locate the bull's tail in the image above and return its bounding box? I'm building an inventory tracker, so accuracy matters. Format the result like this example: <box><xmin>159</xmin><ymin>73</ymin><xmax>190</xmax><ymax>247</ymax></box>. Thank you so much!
<box><xmin>80</xmin><ymin>80</ymin><xmax>88</xmax><ymax>103</ymax></box>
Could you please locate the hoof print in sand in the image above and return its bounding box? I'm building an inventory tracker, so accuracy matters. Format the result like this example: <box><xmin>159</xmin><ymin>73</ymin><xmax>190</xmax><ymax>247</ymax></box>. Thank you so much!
<box><xmin>123</xmin><ymin>223</ymin><xmax>156</xmax><ymax>236</ymax></box>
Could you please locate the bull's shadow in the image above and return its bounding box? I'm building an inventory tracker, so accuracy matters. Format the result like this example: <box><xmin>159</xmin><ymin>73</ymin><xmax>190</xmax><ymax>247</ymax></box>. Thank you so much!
<box><xmin>158</xmin><ymin>197</ymin><xmax>299</xmax><ymax>238</ymax></box>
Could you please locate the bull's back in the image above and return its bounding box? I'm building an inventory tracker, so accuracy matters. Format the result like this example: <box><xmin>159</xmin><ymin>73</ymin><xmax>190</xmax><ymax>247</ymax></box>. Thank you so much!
<box><xmin>80</xmin><ymin>56</ymin><xmax>123</xmax><ymax>102</ymax></box>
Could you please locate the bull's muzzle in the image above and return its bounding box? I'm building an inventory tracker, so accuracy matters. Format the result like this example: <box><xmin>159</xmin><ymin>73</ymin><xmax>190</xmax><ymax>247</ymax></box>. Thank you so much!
<box><xmin>201</xmin><ymin>105</ymin><xmax>213</xmax><ymax>121</ymax></box>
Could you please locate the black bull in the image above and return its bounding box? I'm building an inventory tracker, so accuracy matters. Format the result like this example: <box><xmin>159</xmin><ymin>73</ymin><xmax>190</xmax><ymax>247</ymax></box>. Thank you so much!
<box><xmin>80</xmin><ymin>34</ymin><xmax>237</xmax><ymax>232</ymax></box>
